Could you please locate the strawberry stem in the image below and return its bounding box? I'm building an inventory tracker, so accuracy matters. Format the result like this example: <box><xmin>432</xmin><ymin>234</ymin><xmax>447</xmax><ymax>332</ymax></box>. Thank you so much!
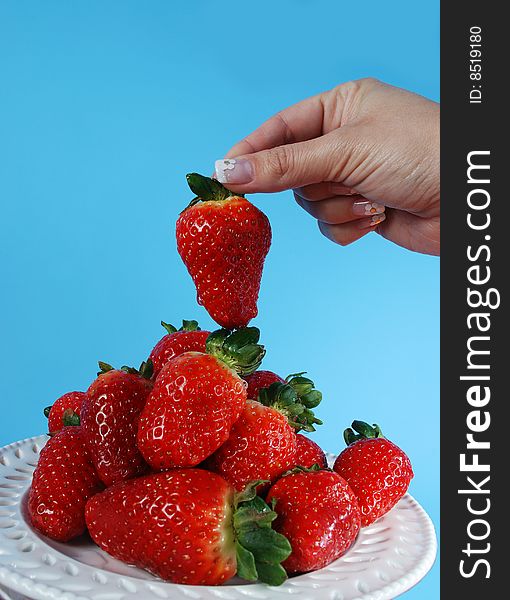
<box><xmin>206</xmin><ymin>328</ymin><xmax>265</xmax><ymax>376</ymax></box>
<box><xmin>233</xmin><ymin>481</ymin><xmax>291</xmax><ymax>585</ymax></box>
<box><xmin>186</xmin><ymin>173</ymin><xmax>241</xmax><ymax>204</ymax></box>
<box><xmin>344</xmin><ymin>420</ymin><xmax>384</xmax><ymax>445</ymax></box>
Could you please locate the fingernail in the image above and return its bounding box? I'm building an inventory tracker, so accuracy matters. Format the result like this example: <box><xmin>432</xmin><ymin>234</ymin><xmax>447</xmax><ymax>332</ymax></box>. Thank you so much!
<box><xmin>215</xmin><ymin>158</ymin><xmax>254</xmax><ymax>184</ymax></box>
<box><xmin>352</xmin><ymin>200</ymin><xmax>386</xmax><ymax>217</ymax></box>
<box><xmin>358</xmin><ymin>213</ymin><xmax>387</xmax><ymax>229</ymax></box>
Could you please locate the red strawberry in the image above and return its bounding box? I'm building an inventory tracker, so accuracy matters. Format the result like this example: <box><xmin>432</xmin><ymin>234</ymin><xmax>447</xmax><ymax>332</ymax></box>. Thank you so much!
<box><xmin>86</xmin><ymin>471</ymin><xmax>291</xmax><ymax>585</ymax></box>
<box><xmin>244</xmin><ymin>370</ymin><xmax>284</xmax><ymax>399</ymax></box>
<box><xmin>333</xmin><ymin>421</ymin><xmax>414</xmax><ymax>526</ymax></box>
<box><xmin>44</xmin><ymin>391</ymin><xmax>85</xmax><ymax>434</ymax></box>
<box><xmin>267</xmin><ymin>468</ymin><xmax>361</xmax><ymax>573</ymax></box>
<box><xmin>137</xmin><ymin>328</ymin><xmax>265</xmax><ymax>469</ymax></box>
<box><xmin>149</xmin><ymin>319</ymin><xmax>209</xmax><ymax>377</ymax></box>
<box><xmin>81</xmin><ymin>361</ymin><xmax>153</xmax><ymax>487</ymax></box>
<box><xmin>176</xmin><ymin>173</ymin><xmax>271</xmax><ymax>329</ymax></box>
<box><xmin>209</xmin><ymin>375</ymin><xmax>323</xmax><ymax>491</ymax></box>
<box><xmin>29</xmin><ymin>427</ymin><xmax>103</xmax><ymax>541</ymax></box>
<box><xmin>206</xmin><ymin>401</ymin><xmax>293</xmax><ymax>492</ymax></box>
<box><xmin>294</xmin><ymin>434</ymin><xmax>328</xmax><ymax>469</ymax></box>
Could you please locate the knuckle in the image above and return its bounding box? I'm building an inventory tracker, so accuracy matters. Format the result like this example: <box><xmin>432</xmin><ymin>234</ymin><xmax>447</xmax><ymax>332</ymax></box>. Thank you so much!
<box><xmin>239</xmin><ymin>136</ymin><xmax>257</xmax><ymax>153</ymax></box>
<box><xmin>334</xmin><ymin>77</ymin><xmax>381</xmax><ymax>101</ymax></box>
<box><xmin>266</xmin><ymin>145</ymin><xmax>292</xmax><ymax>181</ymax></box>
<box><xmin>333</xmin><ymin>78</ymin><xmax>364</xmax><ymax>98</ymax></box>
<box><xmin>357</xmin><ymin>76</ymin><xmax>381</xmax><ymax>88</ymax></box>
<box><xmin>273</xmin><ymin>112</ymin><xmax>294</xmax><ymax>144</ymax></box>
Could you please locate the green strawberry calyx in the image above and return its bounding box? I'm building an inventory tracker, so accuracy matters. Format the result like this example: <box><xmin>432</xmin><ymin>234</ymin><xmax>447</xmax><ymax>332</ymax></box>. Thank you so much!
<box><xmin>232</xmin><ymin>480</ymin><xmax>291</xmax><ymax>586</ymax></box>
<box><xmin>97</xmin><ymin>359</ymin><xmax>154</xmax><ymax>380</ymax></box>
<box><xmin>44</xmin><ymin>406</ymin><xmax>81</xmax><ymax>435</ymax></box>
<box><xmin>161</xmin><ymin>319</ymin><xmax>201</xmax><ymax>335</ymax></box>
<box><xmin>185</xmin><ymin>173</ymin><xmax>244</xmax><ymax>209</ymax></box>
<box><xmin>62</xmin><ymin>408</ymin><xmax>80</xmax><ymax>427</ymax></box>
<box><xmin>257</xmin><ymin>372</ymin><xmax>323</xmax><ymax>432</ymax></box>
<box><xmin>344</xmin><ymin>420</ymin><xmax>385</xmax><ymax>445</ymax></box>
<box><xmin>206</xmin><ymin>328</ymin><xmax>266</xmax><ymax>376</ymax></box>
<box><xmin>281</xmin><ymin>463</ymin><xmax>326</xmax><ymax>477</ymax></box>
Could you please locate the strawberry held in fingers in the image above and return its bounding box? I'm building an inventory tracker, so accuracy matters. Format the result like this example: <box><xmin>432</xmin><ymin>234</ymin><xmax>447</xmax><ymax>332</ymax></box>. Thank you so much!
<box><xmin>266</xmin><ymin>467</ymin><xmax>361</xmax><ymax>574</ymax></box>
<box><xmin>138</xmin><ymin>327</ymin><xmax>265</xmax><ymax>469</ymax></box>
<box><xmin>85</xmin><ymin>470</ymin><xmax>291</xmax><ymax>585</ymax></box>
<box><xmin>81</xmin><ymin>361</ymin><xmax>153</xmax><ymax>487</ymax></box>
<box><xmin>29</xmin><ymin>427</ymin><xmax>103</xmax><ymax>542</ymax></box>
<box><xmin>149</xmin><ymin>319</ymin><xmax>209</xmax><ymax>377</ymax></box>
<box><xmin>44</xmin><ymin>391</ymin><xmax>86</xmax><ymax>434</ymax></box>
<box><xmin>176</xmin><ymin>173</ymin><xmax>271</xmax><ymax>329</ymax></box>
<box><xmin>333</xmin><ymin>421</ymin><xmax>414</xmax><ymax>526</ymax></box>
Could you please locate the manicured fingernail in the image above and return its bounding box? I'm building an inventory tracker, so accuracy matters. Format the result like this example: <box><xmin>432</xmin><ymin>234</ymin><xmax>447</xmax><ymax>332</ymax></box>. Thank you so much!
<box><xmin>352</xmin><ymin>200</ymin><xmax>386</xmax><ymax>217</ymax></box>
<box><xmin>215</xmin><ymin>158</ymin><xmax>254</xmax><ymax>184</ymax></box>
<box><xmin>358</xmin><ymin>213</ymin><xmax>387</xmax><ymax>229</ymax></box>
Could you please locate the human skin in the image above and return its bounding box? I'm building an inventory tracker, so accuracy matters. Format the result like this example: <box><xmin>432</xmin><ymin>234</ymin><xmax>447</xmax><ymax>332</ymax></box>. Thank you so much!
<box><xmin>215</xmin><ymin>78</ymin><xmax>440</xmax><ymax>256</ymax></box>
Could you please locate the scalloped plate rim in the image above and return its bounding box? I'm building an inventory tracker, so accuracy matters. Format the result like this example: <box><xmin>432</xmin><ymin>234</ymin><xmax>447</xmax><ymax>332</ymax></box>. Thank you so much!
<box><xmin>0</xmin><ymin>435</ymin><xmax>437</xmax><ymax>600</ymax></box>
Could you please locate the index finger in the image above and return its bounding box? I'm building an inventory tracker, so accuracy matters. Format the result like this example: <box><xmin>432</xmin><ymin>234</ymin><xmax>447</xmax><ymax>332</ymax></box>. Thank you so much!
<box><xmin>225</xmin><ymin>92</ymin><xmax>327</xmax><ymax>158</ymax></box>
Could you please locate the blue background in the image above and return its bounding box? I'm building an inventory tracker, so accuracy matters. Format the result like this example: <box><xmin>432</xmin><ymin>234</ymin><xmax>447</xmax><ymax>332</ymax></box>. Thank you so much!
<box><xmin>0</xmin><ymin>1</ymin><xmax>439</xmax><ymax>597</ymax></box>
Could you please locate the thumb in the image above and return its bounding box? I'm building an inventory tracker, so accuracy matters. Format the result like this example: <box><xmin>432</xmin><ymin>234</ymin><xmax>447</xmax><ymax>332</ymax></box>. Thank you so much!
<box><xmin>214</xmin><ymin>130</ymin><xmax>354</xmax><ymax>194</ymax></box>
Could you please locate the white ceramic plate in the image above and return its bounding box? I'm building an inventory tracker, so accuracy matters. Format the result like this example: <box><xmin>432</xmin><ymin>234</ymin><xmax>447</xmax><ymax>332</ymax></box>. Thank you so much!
<box><xmin>0</xmin><ymin>436</ymin><xmax>436</xmax><ymax>600</ymax></box>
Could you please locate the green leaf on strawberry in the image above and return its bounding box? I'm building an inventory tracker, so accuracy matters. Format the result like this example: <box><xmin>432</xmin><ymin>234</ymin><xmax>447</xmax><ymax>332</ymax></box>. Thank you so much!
<box><xmin>257</xmin><ymin>373</ymin><xmax>323</xmax><ymax>432</ymax></box>
<box><xmin>233</xmin><ymin>482</ymin><xmax>292</xmax><ymax>586</ymax></box>
<box><xmin>285</xmin><ymin>372</ymin><xmax>323</xmax><ymax>408</ymax></box>
<box><xmin>161</xmin><ymin>319</ymin><xmax>201</xmax><ymax>335</ymax></box>
<box><xmin>112</xmin><ymin>360</ymin><xmax>154</xmax><ymax>380</ymax></box>
<box><xmin>97</xmin><ymin>361</ymin><xmax>114</xmax><ymax>375</ymax></box>
<box><xmin>186</xmin><ymin>172</ymin><xmax>244</xmax><ymax>203</ymax></box>
<box><xmin>343</xmin><ymin>420</ymin><xmax>384</xmax><ymax>445</ymax></box>
<box><xmin>235</xmin><ymin>541</ymin><xmax>257</xmax><ymax>581</ymax></box>
<box><xmin>206</xmin><ymin>327</ymin><xmax>266</xmax><ymax>376</ymax></box>
<box><xmin>62</xmin><ymin>408</ymin><xmax>80</xmax><ymax>427</ymax></box>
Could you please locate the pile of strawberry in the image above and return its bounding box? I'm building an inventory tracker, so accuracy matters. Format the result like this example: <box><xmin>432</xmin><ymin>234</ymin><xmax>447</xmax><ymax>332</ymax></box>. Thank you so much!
<box><xmin>29</xmin><ymin>174</ymin><xmax>413</xmax><ymax>586</ymax></box>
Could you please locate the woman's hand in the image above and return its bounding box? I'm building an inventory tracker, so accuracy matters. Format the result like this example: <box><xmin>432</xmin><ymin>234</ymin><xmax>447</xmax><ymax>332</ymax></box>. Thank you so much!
<box><xmin>215</xmin><ymin>78</ymin><xmax>439</xmax><ymax>255</ymax></box>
